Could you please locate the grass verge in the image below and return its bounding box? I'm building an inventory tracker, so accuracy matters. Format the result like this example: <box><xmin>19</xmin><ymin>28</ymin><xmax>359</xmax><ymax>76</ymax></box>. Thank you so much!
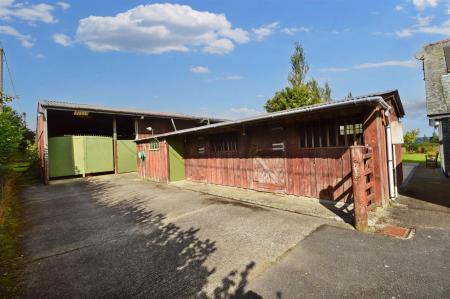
<box><xmin>0</xmin><ymin>174</ymin><xmax>24</xmax><ymax>298</ymax></box>
<box><xmin>0</xmin><ymin>163</ymin><xmax>38</xmax><ymax>298</ymax></box>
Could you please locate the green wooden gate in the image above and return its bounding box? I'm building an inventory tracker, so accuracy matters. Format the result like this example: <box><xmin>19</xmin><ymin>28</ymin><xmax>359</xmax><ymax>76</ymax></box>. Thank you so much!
<box><xmin>48</xmin><ymin>136</ymin><xmax>114</xmax><ymax>178</ymax></box>
<box><xmin>117</xmin><ymin>140</ymin><xmax>137</xmax><ymax>173</ymax></box>
<box><xmin>168</xmin><ymin>137</ymin><xmax>185</xmax><ymax>181</ymax></box>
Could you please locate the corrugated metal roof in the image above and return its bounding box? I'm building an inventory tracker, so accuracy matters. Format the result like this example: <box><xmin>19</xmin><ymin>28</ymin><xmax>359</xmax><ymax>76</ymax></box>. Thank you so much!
<box><xmin>136</xmin><ymin>90</ymin><xmax>402</xmax><ymax>142</ymax></box>
<box><xmin>39</xmin><ymin>100</ymin><xmax>227</xmax><ymax>122</ymax></box>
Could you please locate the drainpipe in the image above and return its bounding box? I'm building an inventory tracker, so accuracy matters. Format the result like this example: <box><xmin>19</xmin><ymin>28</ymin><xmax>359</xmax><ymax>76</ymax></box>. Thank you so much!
<box><xmin>384</xmin><ymin>109</ymin><xmax>396</xmax><ymax>200</ymax></box>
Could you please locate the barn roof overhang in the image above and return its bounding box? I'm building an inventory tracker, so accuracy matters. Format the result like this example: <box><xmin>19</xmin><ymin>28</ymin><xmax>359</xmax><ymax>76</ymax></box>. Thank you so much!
<box><xmin>38</xmin><ymin>100</ymin><xmax>227</xmax><ymax>123</ymax></box>
<box><xmin>136</xmin><ymin>90</ymin><xmax>403</xmax><ymax>142</ymax></box>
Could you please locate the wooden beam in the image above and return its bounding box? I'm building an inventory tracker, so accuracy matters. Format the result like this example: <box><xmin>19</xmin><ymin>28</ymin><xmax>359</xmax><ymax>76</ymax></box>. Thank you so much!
<box><xmin>326</xmin><ymin>122</ymin><xmax>330</xmax><ymax>147</ymax></box>
<box><xmin>318</xmin><ymin>123</ymin><xmax>322</xmax><ymax>147</ymax></box>
<box><xmin>335</xmin><ymin>120</ymin><xmax>339</xmax><ymax>147</ymax></box>
<box><xmin>113</xmin><ymin>116</ymin><xmax>118</xmax><ymax>174</ymax></box>
<box><xmin>134</xmin><ymin>118</ymin><xmax>139</xmax><ymax>140</ymax></box>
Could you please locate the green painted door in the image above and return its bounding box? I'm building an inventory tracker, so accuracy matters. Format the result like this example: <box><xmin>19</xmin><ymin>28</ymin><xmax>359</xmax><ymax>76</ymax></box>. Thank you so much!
<box><xmin>48</xmin><ymin>135</ymin><xmax>114</xmax><ymax>178</ymax></box>
<box><xmin>84</xmin><ymin>136</ymin><xmax>114</xmax><ymax>174</ymax></box>
<box><xmin>49</xmin><ymin>136</ymin><xmax>77</xmax><ymax>178</ymax></box>
<box><xmin>117</xmin><ymin>140</ymin><xmax>137</xmax><ymax>173</ymax></box>
<box><xmin>168</xmin><ymin>137</ymin><xmax>185</xmax><ymax>181</ymax></box>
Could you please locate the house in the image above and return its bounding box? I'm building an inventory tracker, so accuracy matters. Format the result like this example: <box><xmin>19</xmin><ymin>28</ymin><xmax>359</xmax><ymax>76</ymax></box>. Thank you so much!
<box><xmin>36</xmin><ymin>101</ymin><xmax>224</xmax><ymax>184</ymax></box>
<box><xmin>135</xmin><ymin>90</ymin><xmax>405</xmax><ymax>209</ymax></box>
<box><xmin>417</xmin><ymin>38</ymin><xmax>450</xmax><ymax>176</ymax></box>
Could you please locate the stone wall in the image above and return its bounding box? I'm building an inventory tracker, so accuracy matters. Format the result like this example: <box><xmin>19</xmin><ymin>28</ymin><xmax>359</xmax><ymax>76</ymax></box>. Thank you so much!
<box><xmin>421</xmin><ymin>40</ymin><xmax>450</xmax><ymax>116</ymax></box>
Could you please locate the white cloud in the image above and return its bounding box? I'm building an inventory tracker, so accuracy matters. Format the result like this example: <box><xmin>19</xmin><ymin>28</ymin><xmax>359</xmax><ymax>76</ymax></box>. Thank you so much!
<box><xmin>281</xmin><ymin>26</ymin><xmax>310</xmax><ymax>35</ymax></box>
<box><xmin>0</xmin><ymin>0</ymin><xmax>56</xmax><ymax>23</ymax></box>
<box><xmin>190</xmin><ymin>66</ymin><xmax>210</xmax><ymax>73</ymax></box>
<box><xmin>412</xmin><ymin>0</ymin><xmax>439</xmax><ymax>10</ymax></box>
<box><xmin>354</xmin><ymin>59</ymin><xmax>418</xmax><ymax>69</ymax></box>
<box><xmin>252</xmin><ymin>22</ymin><xmax>279</xmax><ymax>41</ymax></box>
<box><xmin>329</xmin><ymin>28</ymin><xmax>350</xmax><ymax>35</ymax></box>
<box><xmin>52</xmin><ymin>33</ymin><xmax>72</xmax><ymax>46</ymax></box>
<box><xmin>204</xmin><ymin>38</ymin><xmax>235</xmax><ymax>54</ymax></box>
<box><xmin>256</xmin><ymin>94</ymin><xmax>265</xmax><ymax>98</ymax></box>
<box><xmin>219</xmin><ymin>107</ymin><xmax>262</xmax><ymax>119</ymax></box>
<box><xmin>0</xmin><ymin>25</ymin><xmax>33</xmax><ymax>47</ymax></box>
<box><xmin>76</xmin><ymin>3</ymin><xmax>249</xmax><ymax>55</ymax></box>
<box><xmin>395</xmin><ymin>5</ymin><xmax>404</xmax><ymax>11</ymax></box>
<box><xmin>35</xmin><ymin>53</ymin><xmax>45</xmax><ymax>59</ymax></box>
<box><xmin>319</xmin><ymin>67</ymin><xmax>351</xmax><ymax>72</ymax></box>
<box><xmin>56</xmin><ymin>2</ymin><xmax>70</xmax><ymax>11</ymax></box>
<box><xmin>222</xmin><ymin>75</ymin><xmax>242</xmax><ymax>80</ymax></box>
<box><xmin>403</xmin><ymin>100</ymin><xmax>426</xmax><ymax>116</ymax></box>
<box><xmin>320</xmin><ymin>59</ymin><xmax>419</xmax><ymax>72</ymax></box>
<box><xmin>396</xmin><ymin>19</ymin><xmax>450</xmax><ymax>37</ymax></box>
<box><xmin>416</xmin><ymin>14</ymin><xmax>433</xmax><ymax>26</ymax></box>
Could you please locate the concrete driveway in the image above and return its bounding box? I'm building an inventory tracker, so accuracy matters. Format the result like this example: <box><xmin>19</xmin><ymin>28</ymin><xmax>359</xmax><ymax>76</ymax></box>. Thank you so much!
<box><xmin>19</xmin><ymin>173</ymin><xmax>340</xmax><ymax>298</ymax></box>
<box><xmin>19</xmin><ymin>173</ymin><xmax>450</xmax><ymax>298</ymax></box>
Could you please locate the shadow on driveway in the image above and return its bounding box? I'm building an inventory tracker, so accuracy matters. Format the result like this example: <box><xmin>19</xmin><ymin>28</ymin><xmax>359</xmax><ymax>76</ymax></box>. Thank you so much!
<box><xmin>19</xmin><ymin>179</ymin><xmax>265</xmax><ymax>298</ymax></box>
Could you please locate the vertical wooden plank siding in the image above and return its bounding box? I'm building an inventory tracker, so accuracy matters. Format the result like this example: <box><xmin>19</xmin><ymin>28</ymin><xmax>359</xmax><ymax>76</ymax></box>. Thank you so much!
<box><xmin>136</xmin><ymin>141</ymin><xmax>169</xmax><ymax>182</ymax></box>
<box><xmin>363</xmin><ymin>109</ymin><xmax>389</xmax><ymax>206</ymax></box>
<box><xmin>185</xmin><ymin>145</ymin><xmax>353</xmax><ymax>201</ymax></box>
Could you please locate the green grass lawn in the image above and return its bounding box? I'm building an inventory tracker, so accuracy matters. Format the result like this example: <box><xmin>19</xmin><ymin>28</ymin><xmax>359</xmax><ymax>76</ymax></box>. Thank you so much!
<box><xmin>402</xmin><ymin>153</ymin><xmax>426</xmax><ymax>164</ymax></box>
<box><xmin>402</xmin><ymin>152</ymin><xmax>440</xmax><ymax>165</ymax></box>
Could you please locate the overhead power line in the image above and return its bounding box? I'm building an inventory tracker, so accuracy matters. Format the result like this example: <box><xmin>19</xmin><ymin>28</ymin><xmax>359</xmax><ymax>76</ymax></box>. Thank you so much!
<box><xmin>3</xmin><ymin>49</ymin><xmax>18</xmax><ymax>99</ymax></box>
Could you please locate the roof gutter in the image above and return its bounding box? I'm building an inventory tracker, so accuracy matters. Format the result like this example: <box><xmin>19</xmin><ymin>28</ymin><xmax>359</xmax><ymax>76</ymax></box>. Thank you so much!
<box><xmin>136</xmin><ymin>96</ymin><xmax>391</xmax><ymax>142</ymax></box>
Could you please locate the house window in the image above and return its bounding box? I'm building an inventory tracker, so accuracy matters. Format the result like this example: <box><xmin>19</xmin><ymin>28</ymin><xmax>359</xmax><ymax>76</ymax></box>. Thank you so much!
<box><xmin>197</xmin><ymin>147</ymin><xmax>205</xmax><ymax>154</ymax></box>
<box><xmin>444</xmin><ymin>46</ymin><xmax>450</xmax><ymax>73</ymax></box>
<box><xmin>149</xmin><ymin>139</ymin><xmax>159</xmax><ymax>150</ymax></box>
<box><xmin>210</xmin><ymin>134</ymin><xmax>238</xmax><ymax>153</ymax></box>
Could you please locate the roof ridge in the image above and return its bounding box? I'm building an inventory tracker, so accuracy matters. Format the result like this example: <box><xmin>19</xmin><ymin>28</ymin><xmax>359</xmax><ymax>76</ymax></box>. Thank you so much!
<box><xmin>39</xmin><ymin>100</ymin><xmax>227</xmax><ymax>121</ymax></box>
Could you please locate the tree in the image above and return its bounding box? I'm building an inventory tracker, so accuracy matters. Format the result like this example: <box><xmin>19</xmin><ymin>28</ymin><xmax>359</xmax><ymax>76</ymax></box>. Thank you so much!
<box><xmin>306</xmin><ymin>78</ymin><xmax>322</xmax><ymax>103</ymax></box>
<box><xmin>321</xmin><ymin>82</ymin><xmax>332</xmax><ymax>102</ymax></box>
<box><xmin>264</xmin><ymin>85</ymin><xmax>322</xmax><ymax>112</ymax></box>
<box><xmin>430</xmin><ymin>131</ymin><xmax>439</xmax><ymax>143</ymax></box>
<box><xmin>403</xmin><ymin>129</ymin><xmax>420</xmax><ymax>152</ymax></box>
<box><xmin>0</xmin><ymin>106</ymin><xmax>25</xmax><ymax>165</ymax></box>
<box><xmin>346</xmin><ymin>91</ymin><xmax>353</xmax><ymax>99</ymax></box>
<box><xmin>264</xmin><ymin>42</ymin><xmax>332</xmax><ymax>112</ymax></box>
<box><xmin>288</xmin><ymin>42</ymin><xmax>309</xmax><ymax>87</ymax></box>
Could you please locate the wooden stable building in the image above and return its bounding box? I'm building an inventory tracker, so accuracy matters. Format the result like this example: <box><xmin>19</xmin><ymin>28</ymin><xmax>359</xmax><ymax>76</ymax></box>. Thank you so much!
<box><xmin>36</xmin><ymin>101</ymin><xmax>223</xmax><ymax>184</ymax></box>
<box><xmin>135</xmin><ymin>90</ymin><xmax>405</xmax><ymax>211</ymax></box>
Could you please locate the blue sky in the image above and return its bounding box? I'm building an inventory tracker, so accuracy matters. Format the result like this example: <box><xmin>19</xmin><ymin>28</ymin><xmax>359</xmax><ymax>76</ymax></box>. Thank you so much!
<box><xmin>1</xmin><ymin>0</ymin><xmax>449</xmax><ymax>135</ymax></box>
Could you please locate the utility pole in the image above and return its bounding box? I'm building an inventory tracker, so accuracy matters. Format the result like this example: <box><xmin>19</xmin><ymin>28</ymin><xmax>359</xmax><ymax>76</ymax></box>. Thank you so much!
<box><xmin>0</xmin><ymin>48</ymin><xmax>3</xmax><ymax>113</ymax></box>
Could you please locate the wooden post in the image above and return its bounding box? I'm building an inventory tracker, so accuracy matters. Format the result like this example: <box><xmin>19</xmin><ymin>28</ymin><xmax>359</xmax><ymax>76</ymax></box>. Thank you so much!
<box><xmin>350</xmin><ymin>146</ymin><xmax>368</xmax><ymax>232</ymax></box>
<box><xmin>113</xmin><ymin>116</ymin><xmax>118</xmax><ymax>174</ymax></box>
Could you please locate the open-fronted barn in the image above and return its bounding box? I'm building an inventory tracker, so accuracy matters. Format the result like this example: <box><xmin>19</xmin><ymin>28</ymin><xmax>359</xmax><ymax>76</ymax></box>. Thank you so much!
<box><xmin>135</xmin><ymin>90</ymin><xmax>405</xmax><ymax>213</ymax></box>
<box><xmin>36</xmin><ymin>101</ymin><xmax>224</xmax><ymax>184</ymax></box>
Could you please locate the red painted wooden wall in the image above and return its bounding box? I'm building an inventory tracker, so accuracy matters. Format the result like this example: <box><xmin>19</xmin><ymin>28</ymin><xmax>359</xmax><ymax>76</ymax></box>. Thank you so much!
<box><xmin>185</xmin><ymin>146</ymin><xmax>353</xmax><ymax>201</ymax></box>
